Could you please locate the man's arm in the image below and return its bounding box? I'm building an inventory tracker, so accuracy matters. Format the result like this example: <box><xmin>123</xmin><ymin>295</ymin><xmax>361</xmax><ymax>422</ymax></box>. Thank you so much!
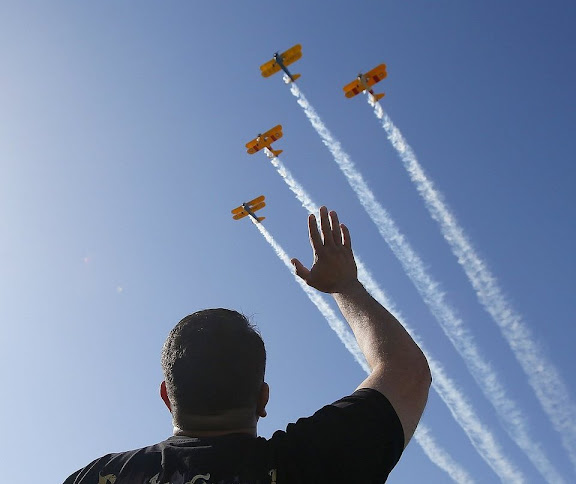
<box><xmin>291</xmin><ymin>206</ymin><xmax>431</xmax><ymax>446</ymax></box>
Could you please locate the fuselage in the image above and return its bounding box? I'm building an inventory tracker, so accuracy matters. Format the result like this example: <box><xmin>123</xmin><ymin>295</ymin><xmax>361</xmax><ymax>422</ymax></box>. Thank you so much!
<box><xmin>274</xmin><ymin>53</ymin><xmax>295</xmax><ymax>82</ymax></box>
<box><xmin>358</xmin><ymin>74</ymin><xmax>370</xmax><ymax>91</ymax></box>
<box><xmin>357</xmin><ymin>73</ymin><xmax>378</xmax><ymax>99</ymax></box>
<box><xmin>242</xmin><ymin>203</ymin><xmax>259</xmax><ymax>222</ymax></box>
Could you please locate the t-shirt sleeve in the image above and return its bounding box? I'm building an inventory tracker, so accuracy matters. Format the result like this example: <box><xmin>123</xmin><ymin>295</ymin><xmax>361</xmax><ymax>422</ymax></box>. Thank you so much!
<box><xmin>269</xmin><ymin>388</ymin><xmax>405</xmax><ymax>483</ymax></box>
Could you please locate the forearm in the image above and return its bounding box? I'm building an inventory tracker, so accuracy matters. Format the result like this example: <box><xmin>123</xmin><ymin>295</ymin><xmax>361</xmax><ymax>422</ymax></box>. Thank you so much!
<box><xmin>333</xmin><ymin>280</ymin><xmax>429</xmax><ymax>376</ymax></box>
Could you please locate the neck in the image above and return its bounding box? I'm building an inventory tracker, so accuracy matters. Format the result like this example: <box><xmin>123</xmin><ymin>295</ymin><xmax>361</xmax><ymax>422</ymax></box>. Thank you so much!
<box><xmin>172</xmin><ymin>407</ymin><xmax>258</xmax><ymax>438</ymax></box>
<box><xmin>174</xmin><ymin>426</ymin><xmax>256</xmax><ymax>438</ymax></box>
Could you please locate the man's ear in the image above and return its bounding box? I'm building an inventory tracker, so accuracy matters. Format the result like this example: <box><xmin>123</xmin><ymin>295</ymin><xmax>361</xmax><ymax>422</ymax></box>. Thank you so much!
<box><xmin>257</xmin><ymin>382</ymin><xmax>270</xmax><ymax>418</ymax></box>
<box><xmin>160</xmin><ymin>381</ymin><xmax>172</xmax><ymax>412</ymax></box>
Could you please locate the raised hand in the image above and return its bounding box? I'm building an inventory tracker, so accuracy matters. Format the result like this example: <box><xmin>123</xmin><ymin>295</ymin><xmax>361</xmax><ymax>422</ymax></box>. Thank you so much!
<box><xmin>291</xmin><ymin>206</ymin><xmax>358</xmax><ymax>294</ymax></box>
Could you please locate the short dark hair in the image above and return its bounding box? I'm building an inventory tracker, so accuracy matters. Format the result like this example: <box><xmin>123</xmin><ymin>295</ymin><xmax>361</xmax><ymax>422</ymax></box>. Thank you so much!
<box><xmin>161</xmin><ymin>309</ymin><xmax>266</xmax><ymax>416</ymax></box>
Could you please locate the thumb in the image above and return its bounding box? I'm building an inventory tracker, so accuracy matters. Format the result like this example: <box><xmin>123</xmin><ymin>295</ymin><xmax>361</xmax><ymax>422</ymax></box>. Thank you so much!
<box><xmin>291</xmin><ymin>258</ymin><xmax>310</xmax><ymax>281</ymax></box>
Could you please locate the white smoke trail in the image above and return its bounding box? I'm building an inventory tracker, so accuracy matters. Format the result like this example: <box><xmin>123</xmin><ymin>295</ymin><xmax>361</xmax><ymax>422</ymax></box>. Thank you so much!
<box><xmin>371</xmin><ymin>100</ymin><xmax>575</xmax><ymax>479</ymax></box>
<box><xmin>289</xmin><ymin>84</ymin><xmax>557</xmax><ymax>481</ymax></box>
<box><xmin>253</xmin><ymin>219</ymin><xmax>475</xmax><ymax>483</ymax></box>
<box><xmin>263</xmin><ymin>149</ymin><xmax>527</xmax><ymax>482</ymax></box>
<box><xmin>415</xmin><ymin>425</ymin><xmax>475</xmax><ymax>484</ymax></box>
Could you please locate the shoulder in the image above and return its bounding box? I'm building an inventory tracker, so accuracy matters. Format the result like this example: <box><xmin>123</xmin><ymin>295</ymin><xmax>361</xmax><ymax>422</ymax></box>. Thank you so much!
<box><xmin>280</xmin><ymin>388</ymin><xmax>403</xmax><ymax>437</ymax></box>
<box><xmin>64</xmin><ymin>441</ymin><xmax>168</xmax><ymax>484</ymax></box>
<box><xmin>267</xmin><ymin>389</ymin><xmax>404</xmax><ymax>482</ymax></box>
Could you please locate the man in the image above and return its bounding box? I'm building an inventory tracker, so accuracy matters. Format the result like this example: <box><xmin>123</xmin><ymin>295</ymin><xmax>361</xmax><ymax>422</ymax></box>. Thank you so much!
<box><xmin>65</xmin><ymin>206</ymin><xmax>431</xmax><ymax>483</ymax></box>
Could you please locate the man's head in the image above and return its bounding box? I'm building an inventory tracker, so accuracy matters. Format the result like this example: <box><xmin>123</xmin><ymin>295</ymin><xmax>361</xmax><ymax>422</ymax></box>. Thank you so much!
<box><xmin>160</xmin><ymin>309</ymin><xmax>268</xmax><ymax>433</ymax></box>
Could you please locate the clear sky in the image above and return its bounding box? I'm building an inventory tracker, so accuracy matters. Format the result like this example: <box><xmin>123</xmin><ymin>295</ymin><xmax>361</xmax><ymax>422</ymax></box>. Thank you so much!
<box><xmin>1</xmin><ymin>1</ymin><xmax>575</xmax><ymax>482</ymax></box>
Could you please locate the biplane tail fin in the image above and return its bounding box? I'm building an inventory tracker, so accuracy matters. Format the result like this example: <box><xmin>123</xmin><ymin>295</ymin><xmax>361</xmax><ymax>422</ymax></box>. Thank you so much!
<box><xmin>270</xmin><ymin>149</ymin><xmax>283</xmax><ymax>158</ymax></box>
<box><xmin>373</xmin><ymin>92</ymin><xmax>385</xmax><ymax>101</ymax></box>
<box><xmin>257</xmin><ymin>216</ymin><xmax>265</xmax><ymax>223</ymax></box>
<box><xmin>290</xmin><ymin>73</ymin><xmax>301</xmax><ymax>82</ymax></box>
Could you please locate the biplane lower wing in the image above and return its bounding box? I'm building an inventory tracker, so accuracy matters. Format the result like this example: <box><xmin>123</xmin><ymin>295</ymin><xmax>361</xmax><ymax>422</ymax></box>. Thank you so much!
<box><xmin>232</xmin><ymin>211</ymin><xmax>265</xmax><ymax>222</ymax></box>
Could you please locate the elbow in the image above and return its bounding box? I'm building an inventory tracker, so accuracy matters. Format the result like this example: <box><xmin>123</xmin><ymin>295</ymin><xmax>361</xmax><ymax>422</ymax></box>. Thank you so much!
<box><xmin>424</xmin><ymin>353</ymin><xmax>432</xmax><ymax>384</ymax></box>
<box><xmin>402</xmin><ymin>339</ymin><xmax>432</xmax><ymax>388</ymax></box>
<box><xmin>415</xmin><ymin>350</ymin><xmax>432</xmax><ymax>390</ymax></box>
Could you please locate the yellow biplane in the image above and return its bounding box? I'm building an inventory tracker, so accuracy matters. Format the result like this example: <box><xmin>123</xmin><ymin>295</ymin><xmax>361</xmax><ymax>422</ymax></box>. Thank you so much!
<box><xmin>231</xmin><ymin>195</ymin><xmax>266</xmax><ymax>223</ymax></box>
<box><xmin>260</xmin><ymin>44</ymin><xmax>302</xmax><ymax>83</ymax></box>
<box><xmin>245</xmin><ymin>125</ymin><xmax>283</xmax><ymax>157</ymax></box>
<box><xmin>343</xmin><ymin>64</ymin><xmax>387</xmax><ymax>102</ymax></box>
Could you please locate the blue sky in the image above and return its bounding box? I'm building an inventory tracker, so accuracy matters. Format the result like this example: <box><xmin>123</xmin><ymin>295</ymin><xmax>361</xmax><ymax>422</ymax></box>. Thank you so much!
<box><xmin>1</xmin><ymin>1</ymin><xmax>575</xmax><ymax>482</ymax></box>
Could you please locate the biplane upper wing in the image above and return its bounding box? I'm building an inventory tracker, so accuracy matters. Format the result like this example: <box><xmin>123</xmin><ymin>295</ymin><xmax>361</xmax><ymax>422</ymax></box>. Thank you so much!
<box><xmin>245</xmin><ymin>125</ymin><xmax>283</xmax><ymax>154</ymax></box>
<box><xmin>261</xmin><ymin>125</ymin><xmax>283</xmax><ymax>141</ymax></box>
<box><xmin>246</xmin><ymin>195</ymin><xmax>265</xmax><ymax>207</ymax></box>
<box><xmin>232</xmin><ymin>210</ymin><xmax>249</xmax><ymax>220</ymax></box>
<box><xmin>249</xmin><ymin>200</ymin><xmax>266</xmax><ymax>212</ymax></box>
<box><xmin>364</xmin><ymin>64</ymin><xmax>387</xmax><ymax>85</ymax></box>
<box><xmin>343</xmin><ymin>64</ymin><xmax>388</xmax><ymax>98</ymax></box>
<box><xmin>260</xmin><ymin>58</ymin><xmax>281</xmax><ymax>78</ymax></box>
<box><xmin>343</xmin><ymin>78</ymin><xmax>365</xmax><ymax>99</ymax></box>
<box><xmin>280</xmin><ymin>44</ymin><xmax>302</xmax><ymax>66</ymax></box>
<box><xmin>245</xmin><ymin>138</ymin><xmax>261</xmax><ymax>153</ymax></box>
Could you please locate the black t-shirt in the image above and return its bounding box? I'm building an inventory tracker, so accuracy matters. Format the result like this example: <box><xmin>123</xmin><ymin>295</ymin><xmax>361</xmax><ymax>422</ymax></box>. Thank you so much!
<box><xmin>64</xmin><ymin>389</ymin><xmax>404</xmax><ymax>483</ymax></box>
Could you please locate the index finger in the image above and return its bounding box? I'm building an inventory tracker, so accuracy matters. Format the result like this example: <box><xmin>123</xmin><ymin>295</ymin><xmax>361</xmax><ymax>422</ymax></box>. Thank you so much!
<box><xmin>341</xmin><ymin>223</ymin><xmax>352</xmax><ymax>250</ymax></box>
